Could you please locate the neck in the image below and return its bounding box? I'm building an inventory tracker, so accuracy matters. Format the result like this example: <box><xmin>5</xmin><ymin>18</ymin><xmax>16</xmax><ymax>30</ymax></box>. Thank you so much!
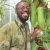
<box><xmin>17</xmin><ymin>17</ymin><xmax>25</xmax><ymax>26</ymax></box>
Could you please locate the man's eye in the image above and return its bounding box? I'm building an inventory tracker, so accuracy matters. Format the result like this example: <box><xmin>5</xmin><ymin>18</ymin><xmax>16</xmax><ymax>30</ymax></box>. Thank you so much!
<box><xmin>21</xmin><ymin>7</ymin><xmax>24</xmax><ymax>9</ymax></box>
<box><xmin>27</xmin><ymin>7</ymin><xmax>30</xmax><ymax>9</ymax></box>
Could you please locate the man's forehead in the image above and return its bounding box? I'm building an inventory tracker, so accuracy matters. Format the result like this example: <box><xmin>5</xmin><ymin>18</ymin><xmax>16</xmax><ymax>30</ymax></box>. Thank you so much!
<box><xmin>17</xmin><ymin>2</ymin><xmax>29</xmax><ymax>7</ymax></box>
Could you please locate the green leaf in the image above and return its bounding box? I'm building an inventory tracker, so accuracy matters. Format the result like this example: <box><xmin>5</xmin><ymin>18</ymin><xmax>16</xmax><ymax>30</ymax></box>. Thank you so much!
<box><xmin>1</xmin><ymin>0</ymin><xmax>7</xmax><ymax>3</ymax></box>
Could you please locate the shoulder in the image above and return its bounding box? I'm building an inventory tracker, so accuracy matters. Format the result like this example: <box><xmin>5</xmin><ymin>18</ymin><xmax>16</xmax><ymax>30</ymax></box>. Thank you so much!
<box><xmin>0</xmin><ymin>21</ymin><xmax>16</xmax><ymax>34</ymax></box>
<box><xmin>0</xmin><ymin>21</ymin><xmax>17</xmax><ymax>30</ymax></box>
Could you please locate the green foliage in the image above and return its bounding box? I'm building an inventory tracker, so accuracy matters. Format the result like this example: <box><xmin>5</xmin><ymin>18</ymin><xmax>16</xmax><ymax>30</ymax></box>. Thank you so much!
<box><xmin>0</xmin><ymin>0</ymin><xmax>7</xmax><ymax>20</ymax></box>
<box><xmin>44</xmin><ymin>8</ymin><xmax>49</xmax><ymax>19</ymax></box>
<box><xmin>0</xmin><ymin>0</ymin><xmax>15</xmax><ymax>21</ymax></box>
<box><xmin>1</xmin><ymin>0</ymin><xmax>7</xmax><ymax>3</ymax></box>
<box><xmin>0</xmin><ymin>7</ymin><xmax>3</xmax><ymax>20</ymax></box>
<box><xmin>42</xmin><ymin>0</ymin><xmax>47</xmax><ymax>5</ymax></box>
<box><xmin>37</xmin><ymin>30</ymin><xmax>50</xmax><ymax>42</ymax></box>
<box><xmin>31</xmin><ymin>41</ymin><xmax>39</xmax><ymax>50</ymax></box>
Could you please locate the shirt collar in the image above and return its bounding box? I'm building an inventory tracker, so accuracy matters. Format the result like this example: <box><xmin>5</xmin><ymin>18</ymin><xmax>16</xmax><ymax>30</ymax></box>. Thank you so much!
<box><xmin>15</xmin><ymin>18</ymin><xmax>23</xmax><ymax>27</ymax></box>
<box><xmin>15</xmin><ymin>18</ymin><xmax>28</xmax><ymax>28</ymax></box>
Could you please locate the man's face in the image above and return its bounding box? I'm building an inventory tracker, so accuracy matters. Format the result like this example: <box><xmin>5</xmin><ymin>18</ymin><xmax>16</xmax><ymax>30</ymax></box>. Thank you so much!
<box><xmin>16</xmin><ymin>2</ymin><xmax>30</xmax><ymax>22</ymax></box>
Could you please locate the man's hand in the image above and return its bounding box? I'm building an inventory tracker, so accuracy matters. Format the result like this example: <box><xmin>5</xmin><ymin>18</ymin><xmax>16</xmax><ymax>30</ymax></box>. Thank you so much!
<box><xmin>34</xmin><ymin>25</ymin><xmax>42</xmax><ymax>34</ymax></box>
<box><xmin>31</xmin><ymin>25</ymin><xmax>42</xmax><ymax>42</ymax></box>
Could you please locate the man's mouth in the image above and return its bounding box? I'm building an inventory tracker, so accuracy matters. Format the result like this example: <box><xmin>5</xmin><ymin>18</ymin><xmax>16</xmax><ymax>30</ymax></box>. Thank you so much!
<box><xmin>22</xmin><ymin>12</ymin><xmax>29</xmax><ymax>17</ymax></box>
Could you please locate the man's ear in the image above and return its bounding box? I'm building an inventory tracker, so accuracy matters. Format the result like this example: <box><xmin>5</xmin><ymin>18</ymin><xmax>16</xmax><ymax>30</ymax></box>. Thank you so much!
<box><xmin>15</xmin><ymin>10</ymin><xmax>17</xmax><ymax>14</ymax></box>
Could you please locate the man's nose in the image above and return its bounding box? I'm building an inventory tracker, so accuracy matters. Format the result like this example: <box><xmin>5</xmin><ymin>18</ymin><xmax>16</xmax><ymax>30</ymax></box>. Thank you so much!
<box><xmin>24</xmin><ymin>7</ymin><xmax>28</xmax><ymax>11</ymax></box>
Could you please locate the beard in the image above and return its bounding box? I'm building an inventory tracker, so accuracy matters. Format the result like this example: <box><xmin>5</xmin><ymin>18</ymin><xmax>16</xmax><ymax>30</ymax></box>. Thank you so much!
<box><xmin>17</xmin><ymin>11</ymin><xmax>29</xmax><ymax>22</ymax></box>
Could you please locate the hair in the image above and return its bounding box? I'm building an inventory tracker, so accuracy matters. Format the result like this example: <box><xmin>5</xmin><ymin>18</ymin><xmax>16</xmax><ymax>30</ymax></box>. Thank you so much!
<box><xmin>15</xmin><ymin>1</ymin><xmax>27</xmax><ymax>10</ymax></box>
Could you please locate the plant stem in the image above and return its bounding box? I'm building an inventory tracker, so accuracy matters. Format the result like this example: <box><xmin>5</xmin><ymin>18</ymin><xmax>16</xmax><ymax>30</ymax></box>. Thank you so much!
<box><xmin>2</xmin><ymin>0</ymin><xmax>5</xmax><ymax>26</ymax></box>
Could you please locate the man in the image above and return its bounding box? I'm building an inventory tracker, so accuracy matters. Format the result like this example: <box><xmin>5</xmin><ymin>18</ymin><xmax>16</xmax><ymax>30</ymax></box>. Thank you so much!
<box><xmin>0</xmin><ymin>1</ymin><xmax>47</xmax><ymax>50</ymax></box>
